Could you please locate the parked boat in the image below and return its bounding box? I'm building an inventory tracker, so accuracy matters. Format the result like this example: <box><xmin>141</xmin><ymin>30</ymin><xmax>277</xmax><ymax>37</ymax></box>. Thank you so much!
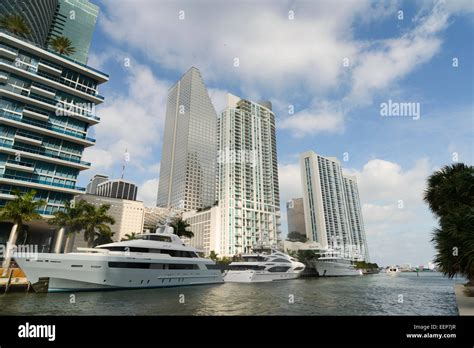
<box><xmin>14</xmin><ymin>232</ymin><xmax>223</xmax><ymax>292</ymax></box>
<box><xmin>223</xmin><ymin>248</ymin><xmax>305</xmax><ymax>283</ymax></box>
<box><xmin>310</xmin><ymin>252</ymin><xmax>363</xmax><ymax>277</ymax></box>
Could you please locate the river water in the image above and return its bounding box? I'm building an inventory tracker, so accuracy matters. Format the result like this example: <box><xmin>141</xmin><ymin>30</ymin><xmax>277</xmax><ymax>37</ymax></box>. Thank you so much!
<box><xmin>0</xmin><ymin>272</ymin><xmax>460</xmax><ymax>315</ymax></box>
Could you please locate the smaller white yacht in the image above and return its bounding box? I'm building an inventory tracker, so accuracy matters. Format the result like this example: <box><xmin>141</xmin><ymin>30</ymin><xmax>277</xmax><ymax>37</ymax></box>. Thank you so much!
<box><xmin>386</xmin><ymin>266</ymin><xmax>401</xmax><ymax>275</ymax></box>
<box><xmin>310</xmin><ymin>250</ymin><xmax>363</xmax><ymax>277</ymax></box>
<box><xmin>223</xmin><ymin>248</ymin><xmax>305</xmax><ymax>283</ymax></box>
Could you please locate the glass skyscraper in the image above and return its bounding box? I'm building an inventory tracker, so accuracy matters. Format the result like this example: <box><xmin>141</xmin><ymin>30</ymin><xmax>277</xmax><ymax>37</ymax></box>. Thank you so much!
<box><xmin>47</xmin><ymin>0</ymin><xmax>99</xmax><ymax>65</ymax></box>
<box><xmin>157</xmin><ymin>67</ymin><xmax>217</xmax><ymax>211</ymax></box>
<box><xmin>0</xmin><ymin>28</ymin><xmax>107</xmax><ymax>247</ymax></box>
<box><xmin>217</xmin><ymin>94</ymin><xmax>281</xmax><ymax>256</ymax></box>
<box><xmin>0</xmin><ymin>0</ymin><xmax>58</xmax><ymax>46</ymax></box>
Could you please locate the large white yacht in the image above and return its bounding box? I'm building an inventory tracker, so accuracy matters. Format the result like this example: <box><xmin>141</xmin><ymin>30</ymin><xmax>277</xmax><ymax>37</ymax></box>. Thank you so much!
<box><xmin>223</xmin><ymin>248</ymin><xmax>305</xmax><ymax>283</ymax></box>
<box><xmin>310</xmin><ymin>250</ymin><xmax>363</xmax><ymax>277</ymax></box>
<box><xmin>14</xmin><ymin>232</ymin><xmax>223</xmax><ymax>292</ymax></box>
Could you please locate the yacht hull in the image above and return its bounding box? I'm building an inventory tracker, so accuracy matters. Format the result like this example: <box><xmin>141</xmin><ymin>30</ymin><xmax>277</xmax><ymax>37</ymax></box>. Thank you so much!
<box><xmin>312</xmin><ymin>260</ymin><xmax>363</xmax><ymax>277</ymax></box>
<box><xmin>15</xmin><ymin>253</ymin><xmax>224</xmax><ymax>292</ymax></box>
<box><xmin>223</xmin><ymin>270</ymin><xmax>300</xmax><ymax>283</ymax></box>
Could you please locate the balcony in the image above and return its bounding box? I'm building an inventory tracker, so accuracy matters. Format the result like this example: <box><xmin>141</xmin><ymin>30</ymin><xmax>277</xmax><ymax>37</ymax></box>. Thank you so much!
<box><xmin>0</xmin><ymin>56</ymin><xmax>105</xmax><ymax>104</ymax></box>
<box><xmin>0</xmin><ymin>44</ymin><xmax>17</xmax><ymax>60</ymax></box>
<box><xmin>37</xmin><ymin>60</ymin><xmax>62</xmax><ymax>76</ymax></box>
<box><xmin>0</xmin><ymin>88</ymin><xmax>100</xmax><ymax>124</ymax></box>
<box><xmin>14</xmin><ymin>132</ymin><xmax>43</xmax><ymax>146</ymax></box>
<box><xmin>22</xmin><ymin>107</ymin><xmax>49</xmax><ymax>121</ymax></box>
<box><xmin>0</xmin><ymin>109</ymin><xmax>95</xmax><ymax>146</ymax></box>
<box><xmin>0</xmin><ymin>173</ymin><xmax>85</xmax><ymax>194</ymax></box>
<box><xmin>0</xmin><ymin>73</ymin><xmax>7</xmax><ymax>84</ymax></box>
<box><xmin>30</xmin><ymin>82</ymin><xmax>56</xmax><ymax>99</ymax></box>
<box><xmin>0</xmin><ymin>142</ymin><xmax>90</xmax><ymax>170</ymax></box>
<box><xmin>5</xmin><ymin>160</ymin><xmax>35</xmax><ymax>173</ymax></box>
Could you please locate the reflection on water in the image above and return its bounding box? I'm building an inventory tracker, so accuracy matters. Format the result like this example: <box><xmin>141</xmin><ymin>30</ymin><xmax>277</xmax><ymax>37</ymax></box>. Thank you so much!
<box><xmin>0</xmin><ymin>273</ymin><xmax>459</xmax><ymax>315</ymax></box>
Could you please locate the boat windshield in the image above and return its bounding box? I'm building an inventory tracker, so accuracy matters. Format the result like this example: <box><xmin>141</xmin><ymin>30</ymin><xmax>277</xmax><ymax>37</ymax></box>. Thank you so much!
<box><xmin>229</xmin><ymin>265</ymin><xmax>266</xmax><ymax>271</ymax></box>
<box><xmin>135</xmin><ymin>235</ymin><xmax>172</xmax><ymax>243</ymax></box>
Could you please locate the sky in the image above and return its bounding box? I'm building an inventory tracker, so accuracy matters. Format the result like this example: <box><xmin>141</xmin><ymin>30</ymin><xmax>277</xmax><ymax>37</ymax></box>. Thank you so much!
<box><xmin>80</xmin><ymin>0</ymin><xmax>473</xmax><ymax>267</ymax></box>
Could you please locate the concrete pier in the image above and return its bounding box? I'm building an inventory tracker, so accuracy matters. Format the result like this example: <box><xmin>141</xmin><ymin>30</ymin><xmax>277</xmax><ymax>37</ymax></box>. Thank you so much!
<box><xmin>454</xmin><ymin>284</ymin><xmax>474</xmax><ymax>316</ymax></box>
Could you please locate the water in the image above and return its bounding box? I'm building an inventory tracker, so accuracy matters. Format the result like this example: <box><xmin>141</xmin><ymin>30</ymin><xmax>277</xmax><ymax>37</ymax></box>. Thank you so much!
<box><xmin>0</xmin><ymin>272</ymin><xmax>459</xmax><ymax>315</ymax></box>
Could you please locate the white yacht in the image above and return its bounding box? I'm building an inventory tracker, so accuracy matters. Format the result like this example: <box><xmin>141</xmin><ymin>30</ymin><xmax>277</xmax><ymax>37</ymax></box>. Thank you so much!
<box><xmin>223</xmin><ymin>248</ymin><xmax>305</xmax><ymax>283</ymax></box>
<box><xmin>310</xmin><ymin>250</ymin><xmax>363</xmax><ymax>277</ymax></box>
<box><xmin>14</xmin><ymin>232</ymin><xmax>223</xmax><ymax>292</ymax></box>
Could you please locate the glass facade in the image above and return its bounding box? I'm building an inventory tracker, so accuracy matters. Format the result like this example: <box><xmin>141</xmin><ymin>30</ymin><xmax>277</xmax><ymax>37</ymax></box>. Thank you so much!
<box><xmin>47</xmin><ymin>0</ymin><xmax>99</xmax><ymax>65</ymax></box>
<box><xmin>0</xmin><ymin>0</ymin><xmax>58</xmax><ymax>46</ymax></box>
<box><xmin>0</xmin><ymin>30</ymin><xmax>108</xmax><ymax>215</ymax></box>
<box><xmin>157</xmin><ymin>67</ymin><xmax>217</xmax><ymax>211</ymax></box>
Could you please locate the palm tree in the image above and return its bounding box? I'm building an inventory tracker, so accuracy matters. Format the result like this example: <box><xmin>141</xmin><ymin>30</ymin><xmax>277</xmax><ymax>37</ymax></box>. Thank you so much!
<box><xmin>169</xmin><ymin>216</ymin><xmax>194</xmax><ymax>239</ymax></box>
<box><xmin>209</xmin><ymin>250</ymin><xmax>218</xmax><ymax>261</ymax></box>
<box><xmin>0</xmin><ymin>190</ymin><xmax>46</xmax><ymax>270</ymax></box>
<box><xmin>121</xmin><ymin>232</ymin><xmax>138</xmax><ymax>241</ymax></box>
<box><xmin>423</xmin><ymin>163</ymin><xmax>474</xmax><ymax>284</ymax></box>
<box><xmin>92</xmin><ymin>229</ymin><xmax>114</xmax><ymax>247</ymax></box>
<box><xmin>81</xmin><ymin>203</ymin><xmax>115</xmax><ymax>248</ymax></box>
<box><xmin>0</xmin><ymin>14</ymin><xmax>31</xmax><ymax>38</ymax></box>
<box><xmin>48</xmin><ymin>200</ymin><xmax>87</xmax><ymax>252</ymax></box>
<box><xmin>48</xmin><ymin>36</ymin><xmax>76</xmax><ymax>56</ymax></box>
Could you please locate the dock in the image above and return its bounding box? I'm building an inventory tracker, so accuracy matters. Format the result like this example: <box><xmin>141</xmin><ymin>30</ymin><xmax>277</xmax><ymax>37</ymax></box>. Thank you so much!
<box><xmin>454</xmin><ymin>284</ymin><xmax>474</xmax><ymax>316</ymax></box>
<box><xmin>0</xmin><ymin>268</ymin><xmax>31</xmax><ymax>293</ymax></box>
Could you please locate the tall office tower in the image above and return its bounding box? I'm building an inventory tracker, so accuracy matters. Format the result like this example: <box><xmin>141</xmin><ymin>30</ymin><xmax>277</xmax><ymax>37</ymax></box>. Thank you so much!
<box><xmin>0</xmin><ymin>29</ymin><xmax>107</xmax><ymax>245</ymax></box>
<box><xmin>343</xmin><ymin>175</ymin><xmax>369</xmax><ymax>261</ymax></box>
<box><xmin>300</xmin><ymin>150</ymin><xmax>369</xmax><ymax>260</ymax></box>
<box><xmin>217</xmin><ymin>94</ymin><xmax>281</xmax><ymax>256</ymax></box>
<box><xmin>156</xmin><ymin>67</ymin><xmax>217</xmax><ymax>211</ymax></box>
<box><xmin>286</xmin><ymin>198</ymin><xmax>306</xmax><ymax>237</ymax></box>
<box><xmin>0</xmin><ymin>0</ymin><xmax>58</xmax><ymax>46</ymax></box>
<box><xmin>96</xmin><ymin>178</ymin><xmax>138</xmax><ymax>201</ymax></box>
<box><xmin>47</xmin><ymin>0</ymin><xmax>99</xmax><ymax>64</ymax></box>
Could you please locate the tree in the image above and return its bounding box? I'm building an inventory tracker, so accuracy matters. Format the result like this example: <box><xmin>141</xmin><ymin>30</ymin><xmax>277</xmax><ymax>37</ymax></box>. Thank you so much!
<box><xmin>423</xmin><ymin>163</ymin><xmax>474</xmax><ymax>284</ymax></box>
<box><xmin>209</xmin><ymin>250</ymin><xmax>218</xmax><ymax>261</ymax></box>
<box><xmin>48</xmin><ymin>36</ymin><xmax>76</xmax><ymax>56</ymax></box>
<box><xmin>169</xmin><ymin>216</ymin><xmax>194</xmax><ymax>239</ymax></box>
<box><xmin>286</xmin><ymin>231</ymin><xmax>308</xmax><ymax>243</ymax></box>
<box><xmin>48</xmin><ymin>200</ymin><xmax>87</xmax><ymax>249</ymax></box>
<box><xmin>92</xmin><ymin>229</ymin><xmax>114</xmax><ymax>247</ymax></box>
<box><xmin>80</xmin><ymin>202</ymin><xmax>115</xmax><ymax>248</ymax></box>
<box><xmin>0</xmin><ymin>14</ymin><xmax>31</xmax><ymax>37</ymax></box>
<box><xmin>121</xmin><ymin>232</ymin><xmax>138</xmax><ymax>241</ymax></box>
<box><xmin>0</xmin><ymin>190</ymin><xmax>46</xmax><ymax>270</ymax></box>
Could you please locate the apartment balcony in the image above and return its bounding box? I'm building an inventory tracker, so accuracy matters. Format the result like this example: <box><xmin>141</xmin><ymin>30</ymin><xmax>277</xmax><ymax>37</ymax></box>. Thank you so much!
<box><xmin>0</xmin><ymin>142</ymin><xmax>90</xmax><ymax>170</ymax></box>
<box><xmin>30</xmin><ymin>82</ymin><xmax>56</xmax><ymax>99</ymax></box>
<box><xmin>22</xmin><ymin>107</ymin><xmax>49</xmax><ymax>121</ymax></box>
<box><xmin>0</xmin><ymin>88</ymin><xmax>100</xmax><ymax>124</ymax></box>
<box><xmin>37</xmin><ymin>60</ymin><xmax>62</xmax><ymax>76</ymax></box>
<box><xmin>0</xmin><ymin>72</ymin><xmax>7</xmax><ymax>84</ymax></box>
<box><xmin>14</xmin><ymin>132</ymin><xmax>43</xmax><ymax>146</ymax></box>
<box><xmin>0</xmin><ymin>173</ymin><xmax>85</xmax><ymax>195</ymax></box>
<box><xmin>0</xmin><ymin>43</ymin><xmax>17</xmax><ymax>60</ymax></box>
<box><xmin>5</xmin><ymin>160</ymin><xmax>35</xmax><ymax>173</ymax></box>
<box><xmin>0</xmin><ymin>109</ymin><xmax>95</xmax><ymax>146</ymax></box>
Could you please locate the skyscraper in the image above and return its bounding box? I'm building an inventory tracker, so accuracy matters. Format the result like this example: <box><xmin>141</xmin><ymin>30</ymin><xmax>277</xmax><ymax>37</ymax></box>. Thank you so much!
<box><xmin>286</xmin><ymin>197</ymin><xmax>306</xmax><ymax>237</ymax></box>
<box><xmin>0</xmin><ymin>20</ymin><xmax>107</xmax><ymax>249</ymax></box>
<box><xmin>156</xmin><ymin>67</ymin><xmax>217</xmax><ymax>211</ymax></box>
<box><xmin>47</xmin><ymin>0</ymin><xmax>99</xmax><ymax>64</ymax></box>
<box><xmin>0</xmin><ymin>0</ymin><xmax>58</xmax><ymax>46</ymax></box>
<box><xmin>217</xmin><ymin>93</ymin><xmax>281</xmax><ymax>256</ymax></box>
<box><xmin>300</xmin><ymin>150</ymin><xmax>369</xmax><ymax>261</ymax></box>
<box><xmin>343</xmin><ymin>175</ymin><xmax>369</xmax><ymax>261</ymax></box>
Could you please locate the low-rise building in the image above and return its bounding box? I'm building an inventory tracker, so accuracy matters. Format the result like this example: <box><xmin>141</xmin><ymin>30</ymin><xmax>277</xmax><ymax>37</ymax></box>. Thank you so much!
<box><xmin>182</xmin><ymin>206</ymin><xmax>221</xmax><ymax>256</ymax></box>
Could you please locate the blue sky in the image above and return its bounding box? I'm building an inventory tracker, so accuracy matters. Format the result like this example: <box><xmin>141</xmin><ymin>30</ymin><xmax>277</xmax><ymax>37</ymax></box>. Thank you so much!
<box><xmin>80</xmin><ymin>0</ymin><xmax>473</xmax><ymax>266</ymax></box>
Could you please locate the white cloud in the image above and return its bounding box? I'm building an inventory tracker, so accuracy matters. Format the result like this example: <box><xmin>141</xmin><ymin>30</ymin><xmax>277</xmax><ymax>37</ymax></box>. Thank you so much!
<box><xmin>278</xmin><ymin>101</ymin><xmax>345</xmax><ymax>136</ymax></box>
<box><xmin>137</xmin><ymin>178</ymin><xmax>159</xmax><ymax>206</ymax></box>
<box><xmin>98</xmin><ymin>0</ymin><xmax>468</xmax><ymax>138</ymax></box>
<box><xmin>83</xmin><ymin>63</ymin><xmax>170</xmax><ymax>177</ymax></box>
